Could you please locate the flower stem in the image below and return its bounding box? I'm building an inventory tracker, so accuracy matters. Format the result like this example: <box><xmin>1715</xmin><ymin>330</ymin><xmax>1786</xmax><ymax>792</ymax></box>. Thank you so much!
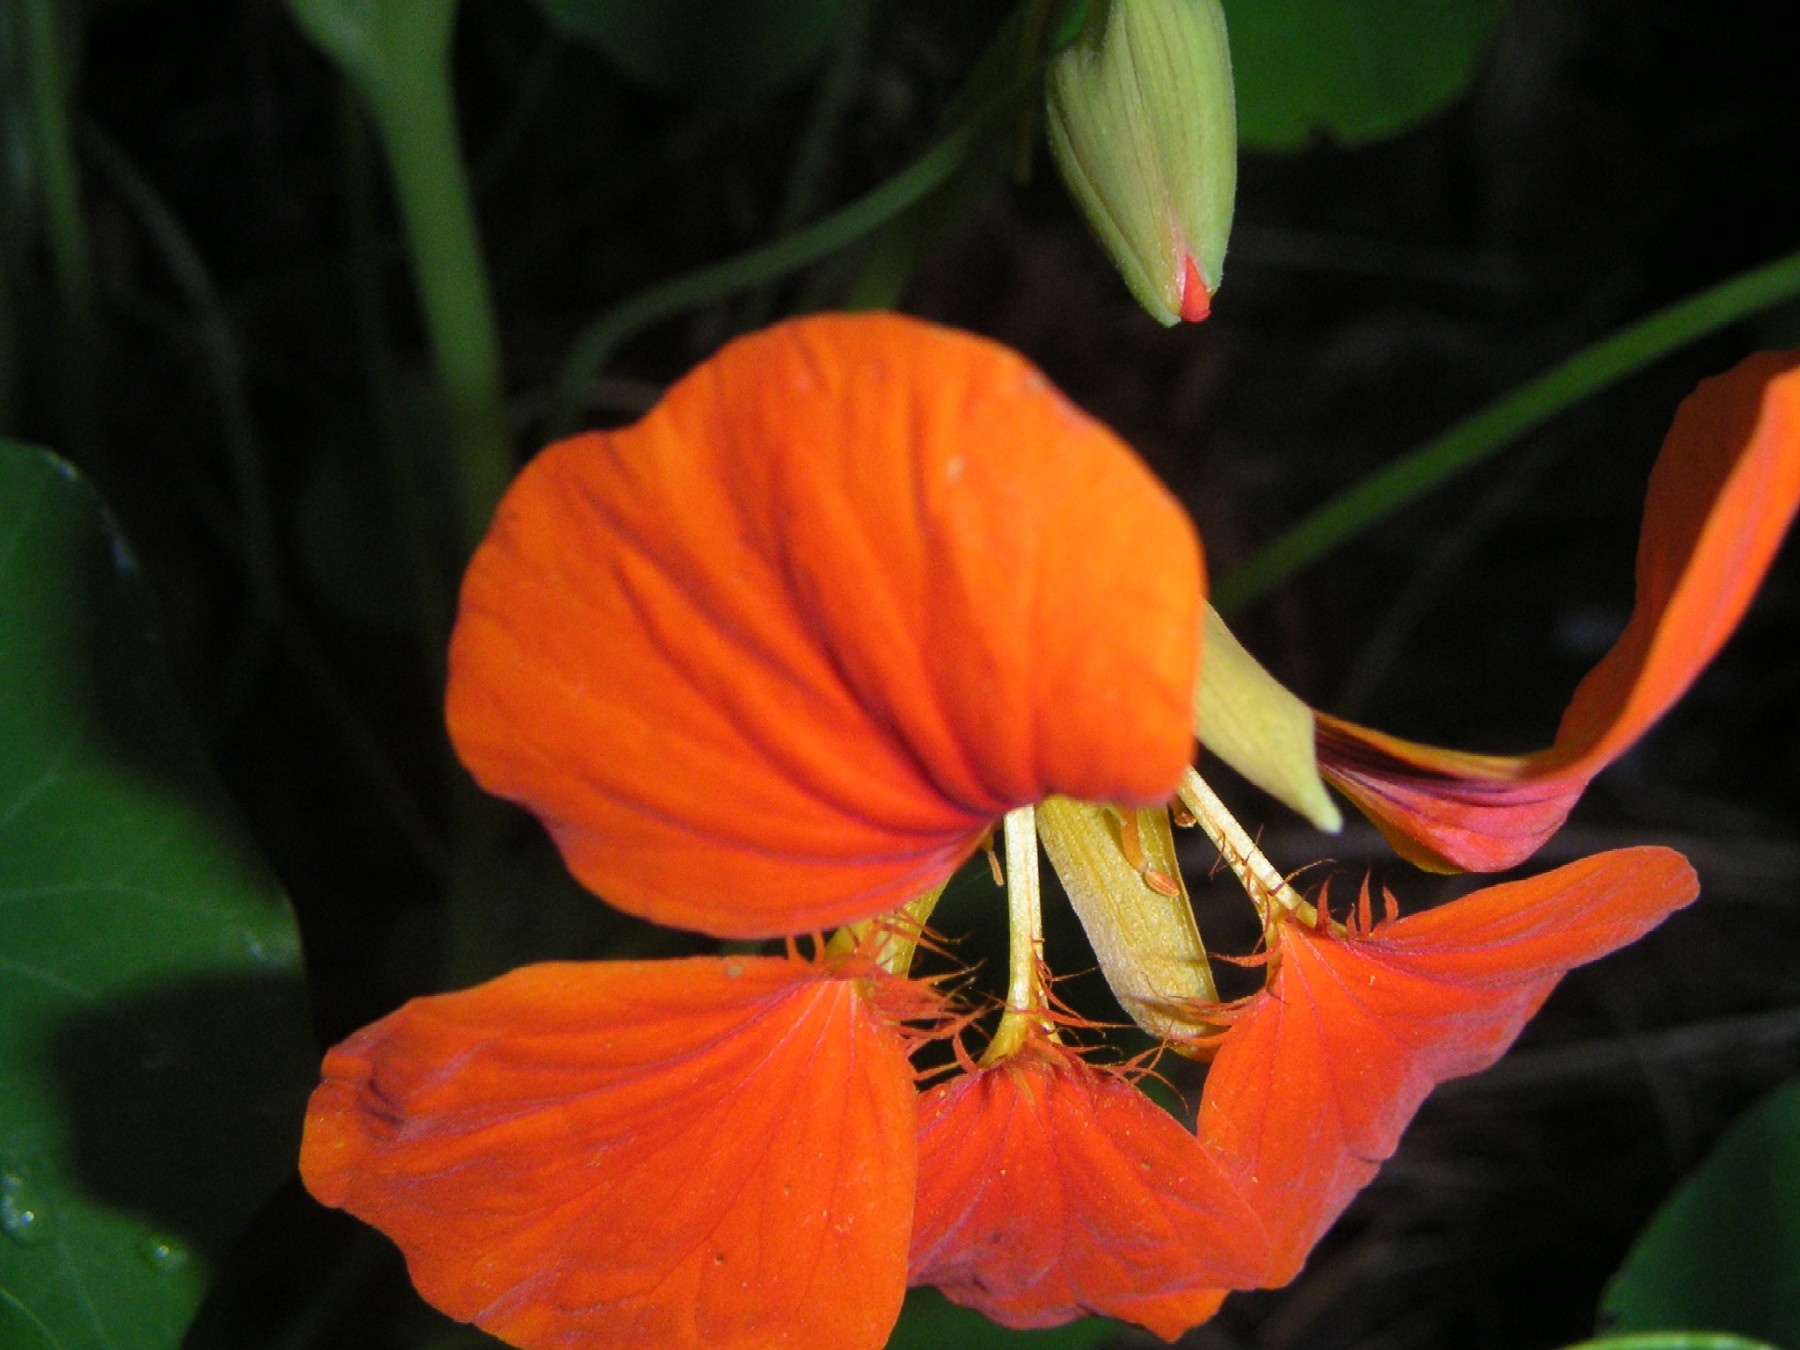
<box><xmin>1215</xmin><ymin>245</ymin><xmax>1800</xmax><ymax>614</ymax></box>
<box><xmin>286</xmin><ymin>0</ymin><xmax>516</xmax><ymax>994</ymax></box>
<box><xmin>985</xmin><ymin>804</ymin><xmax>1051</xmax><ymax>1063</ymax></box>
<box><xmin>368</xmin><ymin>44</ymin><xmax>510</xmax><ymax>554</ymax></box>
<box><xmin>338</xmin><ymin>88</ymin><xmax>452</xmax><ymax>662</ymax></box>
<box><xmin>289</xmin><ymin>0</ymin><xmax>511</xmax><ymax>556</ymax></box>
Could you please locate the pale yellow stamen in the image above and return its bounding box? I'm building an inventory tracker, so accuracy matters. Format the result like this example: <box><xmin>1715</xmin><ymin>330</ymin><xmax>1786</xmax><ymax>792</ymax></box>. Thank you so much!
<box><xmin>1177</xmin><ymin>767</ymin><xmax>1319</xmax><ymax>928</ymax></box>
<box><xmin>984</xmin><ymin>804</ymin><xmax>1055</xmax><ymax>1064</ymax></box>
<box><xmin>825</xmin><ymin>883</ymin><xmax>946</xmax><ymax>976</ymax></box>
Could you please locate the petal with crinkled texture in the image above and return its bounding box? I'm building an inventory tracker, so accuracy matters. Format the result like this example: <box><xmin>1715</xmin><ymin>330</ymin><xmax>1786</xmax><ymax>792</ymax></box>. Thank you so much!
<box><xmin>448</xmin><ymin>312</ymin><xmax>1204</xmax><ymax>936</ymax></box>
<box><xmin>1317</xmin><ymin>350</ymin><xmax>1800</xmax><ymax>871</ymax></box>
<box><xmin>1197</xmin><ymin>847</ymin><xmax>1698</xmax><ymax>1283</ymax></box>
<box><xmin>910</xmin><ymin>1040</ymin><xmax>1268</xmax><ymax>1339</ymax></box>
<box><xmin>300</xmin><ymin>956</ymin><xmax>922</xmax><ymax>1350</ymax></box>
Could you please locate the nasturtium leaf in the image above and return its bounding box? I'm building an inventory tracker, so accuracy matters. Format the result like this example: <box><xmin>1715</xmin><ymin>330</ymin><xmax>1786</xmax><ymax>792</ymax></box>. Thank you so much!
<box><xmin>1221</xmin><ymin>0</ymin><xmax>1507</xmax><ymax>151</ymax></box>
<box><xmin>534</xmin><ymin>0</ymin><xmax>849</xmax><ymax>98</ymax></box>
<box><xmin>0</xmin><ymin>443</ymin><xmax>313</xmax><ymax>1350</ymax></box>
<box><xmin>1599</xmin><ymin>1079</ymin><xmax>1800</xmax><ymax>1347</ymax></box>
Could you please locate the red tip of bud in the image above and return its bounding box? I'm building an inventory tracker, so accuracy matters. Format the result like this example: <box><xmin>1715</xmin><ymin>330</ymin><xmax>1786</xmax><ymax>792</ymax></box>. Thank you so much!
<box><xmin>1178</xmin><ymin>255</ymin><xmax>1212</xmax><ymax>322</ymax></box>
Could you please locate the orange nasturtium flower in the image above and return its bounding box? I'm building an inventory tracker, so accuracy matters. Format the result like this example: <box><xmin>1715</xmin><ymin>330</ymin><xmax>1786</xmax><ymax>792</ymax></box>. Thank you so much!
<box><xmin>300</xmin><ymin>314</ymin><xmax>1800</xmax><ymax>1349</ymax></box>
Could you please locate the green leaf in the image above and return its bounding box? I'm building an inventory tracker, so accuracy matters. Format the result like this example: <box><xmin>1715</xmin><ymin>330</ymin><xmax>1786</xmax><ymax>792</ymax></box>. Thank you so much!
<box><xmin>1599</xmin><ymin>1079</ymin><xmax>1800</xmax><ymax>1348</ymax></box>
<box><xmin>0</xmin><ymin>443</ymin><xmax>314</xmax><ymax>1350</ymax></box>
<box><xmin>886</xmin><ymin>1288</ymin><xmax>1120</xmax><ymax>1350</ymax></box>
<box><xmin>1220</xmin><ymin>0</ymin><xmax>1507</xmax><ymax>151</ymax></box>
<box><xmin>535</xmin><ymin>0</ymin><xmax>849</xmax><ymax>97</ymax></box>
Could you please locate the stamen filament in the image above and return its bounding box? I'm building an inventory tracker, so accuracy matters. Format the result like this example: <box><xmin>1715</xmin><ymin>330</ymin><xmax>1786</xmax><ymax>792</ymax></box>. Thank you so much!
<box><xmin>825</xmin><ymin>884</ymin><xmax>946</xmax><ymax>976</ymax></box>
<box><xmin>1178</xmin><ymin>768</ymin><xmax>1319</xmax><ymax>927</ymax></box>
<box><xmin>984</xmin><ymin>803</ymin><xmax>1054</xmax><ymax>1063</ymax></box>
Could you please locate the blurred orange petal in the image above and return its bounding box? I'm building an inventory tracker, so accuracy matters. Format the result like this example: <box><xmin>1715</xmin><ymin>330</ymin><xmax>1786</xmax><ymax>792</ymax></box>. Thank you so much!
<box><xmin>1317</xmin><ymin>350</ymin><xmax>1800</xmax><ymax>870</ymax></box>
<box><xmin>1198</xmin><ymin>847</ymin><xmax>1697</xmax><ymax>1283</ymax></box>
<box><xmin>448</xmin><ymin>313</ymin><xmax>1203</xmax><ymax>936</ymax></box>
<box><xmin>300</xmin><ymin>956</ymin><xmax>921</xmax><ymax>1350</ymax></box>
<box><xmin>910</xmin><ymin>1040</ymin><xmax>1268</xmax><ymax>1339</ymax></box>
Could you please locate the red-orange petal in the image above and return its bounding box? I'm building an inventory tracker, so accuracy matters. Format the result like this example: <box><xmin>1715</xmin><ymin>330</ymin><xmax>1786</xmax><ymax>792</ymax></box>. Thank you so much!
<box><xmin>1317</xmin><ymin>350</ymin><xmax>1800</xmax><ymax>871</ymax></box>
<box><xmin>300</xmin><ymin>956</ymin><xmax>921</xmax><ymax>1350</ymax></box>
<box><xmin>1197</xmin><ymin>847</ymin><xmax>1697</xmax><ymax>1284</ymax></box>
<box><xmin>448</xmin><ymin>313</ymin><xmax>1203</xmax><ymax>937</ymax></box>
<box><xmin>1179</xmin><ymin>255</ymin><xmax>1213</xmax><ymax>323</ymax></box>
<box><xmin>909</xmin><ymin>1039</ymin><xmax>1269</xmax><ymax>1339</ymax></box>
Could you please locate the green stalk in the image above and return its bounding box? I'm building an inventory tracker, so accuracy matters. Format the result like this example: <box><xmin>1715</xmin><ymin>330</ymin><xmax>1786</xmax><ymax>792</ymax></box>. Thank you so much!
<box><xmin>369</xmin><ymin>40</ymin><xmax>510</xmax><ymax>552</ymax></box>
<box><xmin>288</xmin><ymin>0</ymin><xmax>510</xmax><ymax>555</ymax></box>
<box><xmin>287</xmin><ymin>0</ymin><xmax>514</xmax><ymax>992</ymax></box>
<box><xmin>735</xmin><ymin>0</ymin><xmax>872</xmax><ymax>333</ymax></box>
<box><xmin>1215</xmin><ymin>245</ymin><xmax>1800</xmax><ymax>614</ymax></box>
<box><xmin>840</xmin><ymin>0</ymin><xmax>1053</xmax><ymax>312</ymax></box>
<box><xmin>339</xmin><ymin>87</ymin><xmax>452</xmax><ymax>659</ymax></box>
<box><xmin>545</xmin><ymin>106</ymin><xmax>999</xmax><ymax>437</ymax></box>
<box><xmin>544</xmin><ymin>0</ymin><xmax>1055</xmax><ymax>434</ymax></box>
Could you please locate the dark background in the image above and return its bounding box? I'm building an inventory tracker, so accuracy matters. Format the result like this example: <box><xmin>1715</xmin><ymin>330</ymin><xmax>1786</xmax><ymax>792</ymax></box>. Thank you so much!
<box><xmin>9</xmin><ymin>1</ymin><xmax>1800</xmax><ymax>1346</ymax></box>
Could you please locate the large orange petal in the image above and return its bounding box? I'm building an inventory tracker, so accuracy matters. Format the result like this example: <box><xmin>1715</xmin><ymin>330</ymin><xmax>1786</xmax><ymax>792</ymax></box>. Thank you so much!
<box><xmin>1197</xmin><ymin>847</ymin><xmax>1697</xmax><ymax>1284</ymax></box>
<box><xmin>909</xmin><ymin>1039</ymin><xmax>1269</xmax><ymax>1339</ymax></box>
<box><xmin>300</xmin><ymin>956</ymin><xmax>921</xmax><ymax>1350</ymax></box>
<box><xmin>448</xmin><ymin>313</ymin><xmax>1203</xmax><ymax>937</ymax></box>
<box><xmin>1317</xmin><ymin>350</ymin><xmax>1800</xmax><ymax>871</ymax></box>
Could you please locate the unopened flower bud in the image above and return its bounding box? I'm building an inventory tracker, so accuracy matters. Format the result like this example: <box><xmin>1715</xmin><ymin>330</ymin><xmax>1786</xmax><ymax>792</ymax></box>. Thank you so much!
<box><xmin>1045</xmin><ymin>0</ymin><xmax>1237</xmax><ymax>324</ymax></box>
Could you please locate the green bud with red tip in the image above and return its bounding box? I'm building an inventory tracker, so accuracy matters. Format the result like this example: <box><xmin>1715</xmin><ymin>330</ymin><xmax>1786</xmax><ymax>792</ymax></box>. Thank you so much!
<box><xmin>1045</xmin><ymin>0</ymin><xmax>1237</xmax><ymax>324</ymax></box>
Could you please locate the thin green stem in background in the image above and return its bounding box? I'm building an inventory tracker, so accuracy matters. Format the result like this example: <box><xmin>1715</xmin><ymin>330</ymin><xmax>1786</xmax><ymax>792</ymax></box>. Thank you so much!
<box><xmin>288</xmin><ymin>0</ymin><xmax>511</xmax><ymax>556</ymax></box>
<box><xmin>545</xmin><ymin>0</ymin><xmax>1054</xmax><ymax>435</ymax></box>
<box><xmin>372</xmin><ymin>39</ymin><xmax>511</xmax><ymax>553</ymax></box>
<box><xmin>735</xmin><ymin>0</ymin><xmax>873</xmax><ymax>334</ymax></box>
<box><xmin>545</xmin><ymin>104</ymin><xmax>1000</xmax><ymax>437</ymax></box>
<box><xmin>339</xmin><ymin>87</ymin><xmax>453</xmax><ymax>662</ymax></box>
<box><xmin>1558</xmin><ymin>1337</ymin><xmax>1779</xmax><ymax>1350</ymax></box>
<box><xmin>839</xmin><ymin>0</ymin><xmax>1055</xmax><ymax>312</ymax></box>
<box><xmin>1214</xmin><ymin>244</ymin><xmax>1800</xmax><ymax>614</ymax></box>
<box><xmin>81</xmin><ymin>126</ymin><xmax>283</xmax><ymax>727</ymax></box>
<box><xmin>21</xmin><ymin>0</ymin><xmax>102</xmax><ymax>466</ymax></box>
<box><xmin>287</xmin><ymin>0</ymin><xmax>517</xmax><ymax>998</ymax></box>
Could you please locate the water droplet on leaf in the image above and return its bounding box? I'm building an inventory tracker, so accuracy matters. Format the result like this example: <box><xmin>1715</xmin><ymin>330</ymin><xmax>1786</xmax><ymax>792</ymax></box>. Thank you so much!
<box><xmin>141</xmin><ymin>1235</ymin><xmax>190</xmax><ymax>1272</ymax></box>
<box><xmin>1</xmin><ymin>1172</ymin><xmax>50</xmax><ymax>1245</ymax></box>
